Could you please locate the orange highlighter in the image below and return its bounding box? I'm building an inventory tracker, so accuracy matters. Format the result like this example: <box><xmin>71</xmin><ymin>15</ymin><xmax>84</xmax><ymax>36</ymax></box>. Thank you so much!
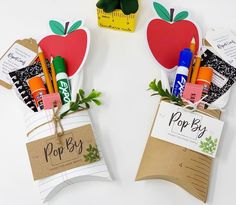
<box><xmin>29</xmin><ymin>76</ymin><xmax>47</xmax><ymax>110</ymax></box>
<box><xmin>196</xmin><ymin>67</ymin><xmax>213</xmax><ymax>95</ymax></box>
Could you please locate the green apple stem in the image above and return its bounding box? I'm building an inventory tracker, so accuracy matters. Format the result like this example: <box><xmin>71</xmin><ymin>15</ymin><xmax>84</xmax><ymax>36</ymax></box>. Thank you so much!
<box><xmin>64</xmin><ymin>22</ymin><xmax>70</xmax><ymax>35</ymax></box>
<box><xmin>170</xmin><ymin>8</ymin><xmax>175</xmax><ymax>22</ymax></box>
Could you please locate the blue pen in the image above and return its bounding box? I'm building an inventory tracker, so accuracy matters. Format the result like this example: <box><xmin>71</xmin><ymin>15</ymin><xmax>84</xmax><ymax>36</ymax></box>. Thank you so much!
<box><xmin>172</xmin><ymin>48</ymin><xmax>193</xmax><ymax>97</ymax></box>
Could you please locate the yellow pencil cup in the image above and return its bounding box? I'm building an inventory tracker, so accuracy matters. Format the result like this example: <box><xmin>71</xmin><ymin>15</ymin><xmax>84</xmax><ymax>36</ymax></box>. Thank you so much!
<box><xmin>97</xmin><ymin>8</ymin><xmax>138</xmax><ymax>32</ymax></box>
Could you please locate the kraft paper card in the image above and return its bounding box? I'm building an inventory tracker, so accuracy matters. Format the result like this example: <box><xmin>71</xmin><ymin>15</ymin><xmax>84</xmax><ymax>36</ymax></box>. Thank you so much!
<box><xmin>27</xmin><ymin>125</ymin><xmax>100</xmax><ymax>180</ymax></box>
<box><xmin>0</xmin><ymin>38</ymin><xmax>38</xmax><ymax>89</ymax></box>
<box><xmin>136</xmin><ymin>100</ymin><xmax>221</xmax><ymax>202</ymax></box>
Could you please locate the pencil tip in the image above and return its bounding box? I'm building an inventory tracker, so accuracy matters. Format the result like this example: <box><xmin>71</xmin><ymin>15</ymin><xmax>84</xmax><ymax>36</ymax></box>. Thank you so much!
<box><xmin>191</xmin><ymin>37</ymin><xmax>196</xmax><ymax>44</ymax></box>
<box><xmin>50</xmin><ymin>56</ymin><xmax>53</xmax><ymax>63</ymax></box>
<box><xmin>38</xmin><ymin>46</ymin><xmax>42</xmax><ymax>52</ymax></box>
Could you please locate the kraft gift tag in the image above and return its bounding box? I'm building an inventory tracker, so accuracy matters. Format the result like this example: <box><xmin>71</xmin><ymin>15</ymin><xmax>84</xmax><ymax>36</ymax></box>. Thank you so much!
<box><xmin>136</xmin><ymin>100</ymin><xmax>221</xmax><ymax>202</ymax></box>
<box><xmin>0</xmin><ymin>38</ymin><xmax>38</xmax><ymax>89</ymax></box>
<box><xmin>27</xmin><ymin>124</ymin><xmax>100</xmax><ymax>180</ymax></box>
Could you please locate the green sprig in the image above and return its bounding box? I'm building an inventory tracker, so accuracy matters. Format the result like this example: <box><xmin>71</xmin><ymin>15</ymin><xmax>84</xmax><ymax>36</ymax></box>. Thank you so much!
<box><xmin>149</xmin><ymin>79</ymin><xmax>184</xmax><ymax>106</ymax></box>
<box><xmin>200</xmin><ymin>136</ymin><xmax>218</xmax><ymax>155</ymax></box>
<box><xmin>84</xmin><ymin>144</ymin><xmax>100</xmax><ymax>163</ymax></box>
<box><xmin>60</xmin><ymin>89</ymin><xmax>102</xmax><ymax>119</ymax></box>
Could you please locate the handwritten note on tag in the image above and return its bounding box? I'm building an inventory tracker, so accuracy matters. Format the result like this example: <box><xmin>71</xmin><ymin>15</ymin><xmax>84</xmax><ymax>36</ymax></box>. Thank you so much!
<box><xmin>0</xmin><ymin>39</ymin><xmax>38</xmax><ymax>89</ymax></box>
<box><xmin>151</xmin><ymin>101</ymin><xmax>224</xmax><ymax>158</ymax></box>
<box><xmin>206</xmin><ymin>29</ymin><xmax>236</xmax><ymax>67</ymax></box>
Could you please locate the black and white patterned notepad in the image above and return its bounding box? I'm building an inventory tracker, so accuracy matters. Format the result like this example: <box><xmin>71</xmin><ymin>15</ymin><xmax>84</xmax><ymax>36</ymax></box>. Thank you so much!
<box><xmin>9</xmin><ymin>61</ymin><xmax>50</xmax><ymax>112</ymax></box>
<box><xmin>201</xmin><ymin>49</ymin><xmax>236</xmax><ymax>104</ymax></box>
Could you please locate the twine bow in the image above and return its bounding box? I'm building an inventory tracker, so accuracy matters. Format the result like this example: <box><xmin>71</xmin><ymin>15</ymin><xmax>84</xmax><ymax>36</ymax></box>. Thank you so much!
<box><xmin>181</xmin><ymin>95</ymin><xmax>223</xmax><ymax>119</ymax></box>
<box><xmin>182</xmin><ymin>95</ymin><xmax>208</xmax><ymax>111</ymax></box>
<box><xmin>27</xmin><ymin>103</ymin><xmax>88</xmax><ymax>144</ymax></box>
<box><xmin>27</xmin><ymin>105</ymin><xmax>64</xmax><ymax>144</ymax></box>
<box><xmin>51</xmin><ymin>105</ymin><xmax>64</xmax><ymax>143</ymax></box>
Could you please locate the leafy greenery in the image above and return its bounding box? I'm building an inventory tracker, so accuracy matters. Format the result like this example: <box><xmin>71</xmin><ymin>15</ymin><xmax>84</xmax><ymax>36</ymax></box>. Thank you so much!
<box><xmin>60</xmin><ymin>89</ymin><xmax>102</xmax><ymax>119</ymax></box>
<box><xmin>84</xmin><ymin>144</ymin><xmax>100</xmax><ymax>163</ymax></box>
<box><xmin>200</xmin><ymin>136</ymin><xmax>218</xmax><ymax>155</ymax></box>
<box><xmin>120</xmin><ymin>0</ymin><xmax>139</xmax><ymax>15</ymax></box>
<box><xmin>149</xmin><ymin>79</ymin><xmax>184</xmax><ymax>106</ymax></box>
<box><xmin>96</xmin><ymin>0</ymin><xmax>139</xmax><ymax>15</ymax></box>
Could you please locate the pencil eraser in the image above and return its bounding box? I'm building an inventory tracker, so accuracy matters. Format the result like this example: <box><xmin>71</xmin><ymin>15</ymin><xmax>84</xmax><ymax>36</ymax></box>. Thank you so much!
<box><xmin>42</xmin><ymin>93</ymin><xmax>62</xmax><ymax>110</ymax></box>
<box><xmin>183</xmin><ymin>83</ymin><xmax>203</xmax><ymax>103</ymax></box>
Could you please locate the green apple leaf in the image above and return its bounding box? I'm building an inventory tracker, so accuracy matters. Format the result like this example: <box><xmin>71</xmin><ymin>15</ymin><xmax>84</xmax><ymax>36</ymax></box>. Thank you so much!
<box><xmin>49</xmin><ymin>20</ymin><xmax>65</xmax><ymax>35</ymax></box>
<box><xmin>153</xmin><ymin>2</ymin><xmax>170</xmax><ymax>22</ymax></box>
<box><xmin>174</xmin><ymin>11</ymin><xmax>189</xmax><ymax>22</ymax></box>
<box><xmin>68</xmin><ymin>21</ymin><xmax>82</xmax><ymax>33</ymax></box>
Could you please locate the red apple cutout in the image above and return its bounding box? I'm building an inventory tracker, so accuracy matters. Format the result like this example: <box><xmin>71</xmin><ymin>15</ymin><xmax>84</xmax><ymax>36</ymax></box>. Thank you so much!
<box><xmin>39</xmin><ymin>20</ymin><xmax>89</xmax><ymax>78</ymax></box>
<box><xmin>147</xmin><ymin>2</ymin><xmax>199</xmax><ymax>69</ymax></box>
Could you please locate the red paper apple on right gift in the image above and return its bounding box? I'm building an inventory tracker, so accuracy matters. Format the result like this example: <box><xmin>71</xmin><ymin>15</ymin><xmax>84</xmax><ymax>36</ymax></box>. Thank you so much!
<box><xmin>147</xmin><ymin>2</ymin><xmax>200</xmax><ymax>69</ymax></box>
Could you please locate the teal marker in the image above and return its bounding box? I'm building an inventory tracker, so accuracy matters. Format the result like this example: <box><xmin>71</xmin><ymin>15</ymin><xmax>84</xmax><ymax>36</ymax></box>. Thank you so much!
<box><xmin>53</xmin><ymin>56</ymin><xmax>71</xmax><ymax>104</ymax></box>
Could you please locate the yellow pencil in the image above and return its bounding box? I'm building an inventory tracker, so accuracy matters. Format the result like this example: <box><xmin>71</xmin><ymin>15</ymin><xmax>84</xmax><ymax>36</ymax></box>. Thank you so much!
<box><xmin>190</xmin><ymin>56</ymin><xmax>201</xmax><ymax>84</ymax></box>
<box><xmin>189</xmin><ymin>37</ymin><xmax>196</xmax><ymax>54</ymax></box>
<box><xmin>187</xmin><ymin>37</ymin><xmax>196</xmax><ymax>82</ymax></box>
<box><xmin>38</xmin><ymin>47</ymin><xmax>54</xmax><ymax>94</ymax></box>
<box><xmin>50</xmin><ymin>56</ymin><xmax>58</xmax><ymax>93</ymax></box>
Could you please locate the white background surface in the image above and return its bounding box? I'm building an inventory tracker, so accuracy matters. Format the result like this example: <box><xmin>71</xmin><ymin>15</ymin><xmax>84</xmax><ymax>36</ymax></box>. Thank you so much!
<box><xmin>0</xmin><ymin>0</ymin><xmax>236</xmax><ymax>204</ymax></box>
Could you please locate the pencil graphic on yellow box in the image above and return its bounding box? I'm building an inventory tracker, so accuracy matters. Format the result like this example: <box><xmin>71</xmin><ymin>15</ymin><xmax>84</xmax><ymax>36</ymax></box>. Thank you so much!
<box><xmin>187</xmin><ymin>37</ymin><xmax>196</xmax><ymax>82</ymax></box>
<box><xmin>50</xmin><ymin>56</ymin><xmax>58</xmax><ymax>93</ymax></box>
<box><xmin>38</xmin><ymin>47</ymin><xmax>54</xmax><ymax>94</ymax></box>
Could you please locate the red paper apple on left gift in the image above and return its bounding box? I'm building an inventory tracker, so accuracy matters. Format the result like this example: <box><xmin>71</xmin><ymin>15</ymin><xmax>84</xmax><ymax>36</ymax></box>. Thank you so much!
<box><xmin>39</xmin><ymin>20</ymin><xmax>90</xmax><ymax>78</ymax></box>
<box><xmin>147</xmin><ymin>2</ymin><xmax>200</xmax><ymax>70</ymax></box>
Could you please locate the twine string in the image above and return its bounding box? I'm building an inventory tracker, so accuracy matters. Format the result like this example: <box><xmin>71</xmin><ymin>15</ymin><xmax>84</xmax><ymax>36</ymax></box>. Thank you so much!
<box><xmin>27</xmin><ymin>105</ymin><xmax>87</xmax><ymax>143</ymax></box>
<box><xmin>181</xmin><ymin>96</ymin><xmax>223</xmax><ymax>119</ymax></box>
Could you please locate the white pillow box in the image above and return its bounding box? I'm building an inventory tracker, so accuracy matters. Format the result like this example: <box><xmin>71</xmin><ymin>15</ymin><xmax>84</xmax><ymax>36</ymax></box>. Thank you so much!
<box><xmin>9</xmin><ymin>64</ymin><xmax>111</xmax><ymax>202</ymax></box>
<box><xmin>24</xmin><ymin>104</ymin><xmax>111</xmax><ymax>203</ymax></box>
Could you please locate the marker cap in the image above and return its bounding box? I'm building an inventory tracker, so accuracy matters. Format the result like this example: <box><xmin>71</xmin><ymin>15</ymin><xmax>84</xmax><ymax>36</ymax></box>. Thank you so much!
<box><xmin>178</xmin><ymin>48</ymin><xmax>193</xmax><ymax>68</ymax></box>
<box><xmin>53</xmin><ymin>56</ymin><xmax>67</xmax><ymax>74</ymax></box>
<box><xmin>28</xmin><ymin>76</ymin><xmax>46</xmax><ymax>94</ymax></box>
<box><xmin>196</xmin><ymin>67</ymin><xmax>213</xmax><ymax>84</ymax></box>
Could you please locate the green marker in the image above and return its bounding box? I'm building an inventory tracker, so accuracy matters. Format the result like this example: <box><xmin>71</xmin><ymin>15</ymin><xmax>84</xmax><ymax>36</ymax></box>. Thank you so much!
<box><xmin>53</xmin><ymin>56</ymin><xmax>71</xmax><ymax>104</ymax></box>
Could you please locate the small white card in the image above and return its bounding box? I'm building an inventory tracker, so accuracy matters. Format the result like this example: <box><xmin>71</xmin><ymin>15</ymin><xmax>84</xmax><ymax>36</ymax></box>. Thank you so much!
<box><xmin>0</xmin><ymin>41</ymin><xmax>37</xmax><ymax>86</ymax></box>
<box><xmin>151</xmin><ymin>101</ymin><xmax>224</xmax><ymax>158</ymax></box>
<box><xmin>206</xmin><ymin>29</ymin><xmax>236</xmax><ymax>67</ymax></box>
